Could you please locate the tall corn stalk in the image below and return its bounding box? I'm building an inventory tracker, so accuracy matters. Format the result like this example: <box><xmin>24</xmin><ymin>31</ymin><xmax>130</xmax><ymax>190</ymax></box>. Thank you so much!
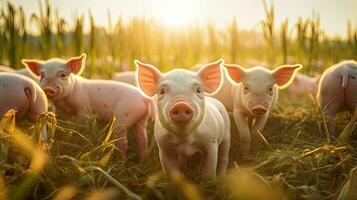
<box><xmin>88</xmin><ymin>11</ymin><xmax>96</xmax><ymax>76</ymax></box>
<box><xmin>261</xmin><ymin>0</ymin><xmax>275</xmax><ymax>66</ymax></box>
<box><xmin>72</xmin><ymin>15</ymin><xmax>83</xmax><ymax>56</ymax></box>
<box><xmin>229</xmin><ymin>17</ymin><xmax>239</xmax><ymax>63</ymax></box>
<box><xmin>31</xmin><ymin>0</ymin><xmax>53</xmax><ymax>59</ymax></box>
<box><xmin>187</xmin><ymin>23</ymin><xmax>203</xmax><ymax>65</ymax></box>
<box><xmin>18</xmin><ymin>6</ymin><xmax>27</xmax><ymax>65</ymax></box>
<box><xmin>104</xmin><ymin>10</ymin><xmax>120</xmax><ymax>74</ymax></box>
<box><xmin>295</xmin><ymin>18</ymin><xmax>309</xmax><ymax>65</ymax></box>
<box><xmin>55</xmin><ymin>10</ymin><xmax>67</xmax><ymax>56</ymax></box>
<box><xmin>347</xmin><ymin>21</ymin><xmax>357</xmax><ymax>58</ymax></box>
<box><xmin>307</xmin><ymin>14</ymin><xmax>321</xmax><ymax>71</ymax></box>
<box><xmin>2</xmin><ymin>2</ymin><xmax>19</xmax><ymax>67</ymax></box>
<box><xmin>207</xmin><ymin>21</ymin><xmax>218</xmax><ymax>59</ymax></box>
<box><xmin>280</xmin><ymin>18</ymin><xmax>289</xmax><ymax>64</ymax></box>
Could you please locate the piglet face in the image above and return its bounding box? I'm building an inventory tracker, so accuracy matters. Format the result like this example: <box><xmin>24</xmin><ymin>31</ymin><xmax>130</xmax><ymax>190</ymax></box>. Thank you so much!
<box><xmin>22</xmin><ymin>54</ymin><xmax>86</xmax><ymax>100</ymax></box>
<box><xmin>226</xmin><ymin>64</ymin><xmax>302</xmax><ymax>116</ymax></box>
<box><xmin>136</xmin><ymin>60</ymin><xmax>223</xmax><ymax>134</ymax></box>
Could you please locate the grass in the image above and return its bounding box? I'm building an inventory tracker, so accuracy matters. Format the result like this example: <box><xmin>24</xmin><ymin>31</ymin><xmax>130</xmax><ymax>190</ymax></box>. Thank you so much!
<box><xmin>0</xmin><ymin>92</ymin><xmax>357</xmax><ymax>200</ymax></box>
<box><xmin>1</xmin><ymin>0</ymin><xmax>357</xmax><ymax>199</ymax></box>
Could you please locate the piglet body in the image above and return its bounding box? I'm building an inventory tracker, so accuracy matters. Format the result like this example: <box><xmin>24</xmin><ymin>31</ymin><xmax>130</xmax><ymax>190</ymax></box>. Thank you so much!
<box><xmin>0</xmin><ymin>65</ymin><xmax>15</xmax><ymax>73</ymax></box>
<box><xmin>112</xmin><ymin>71</ymin><xmax>136</xmax><ymax>86</ymax></box>
<box><xmin>0</xmin><ymin>65</ymin><xmax>39</xmax><ymax>82</ymax></box>
<box><xmin>288</xmin><ymin>73</ymin><xmax>319</xmax><ymax>96</ymax></box>
<box><xmin>0</xmin><ymin>73</ymin><xmax>48</xmax><ymax>139</ymax></box>
<box><xmin>317</xmin><ymin>60</ymin><xmax>357</xmax><ymax>135</ymax></box>
<box><xmin>23</xmin><ymin>54</ymin><xmax>155</xmax><ymax>159</ymax></box>
<box><xmin>137</xmin><ymin>60</ymin><xmax>230</xmax><ymax>180</ymax></box>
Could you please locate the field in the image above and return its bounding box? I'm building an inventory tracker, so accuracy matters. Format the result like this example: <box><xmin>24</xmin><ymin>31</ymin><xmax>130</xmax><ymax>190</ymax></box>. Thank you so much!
<box><xmin>1</xmin><ymin>0</ymin><xmax>357</xmax><ymax>200</ymax></box>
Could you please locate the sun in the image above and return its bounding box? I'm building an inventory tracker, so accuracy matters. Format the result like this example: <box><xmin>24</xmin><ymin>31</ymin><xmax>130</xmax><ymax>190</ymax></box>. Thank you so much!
<box><xmin>150</xmin><ymin>0</ymin><xmax>202</xmax><ymax>27</ymax></box>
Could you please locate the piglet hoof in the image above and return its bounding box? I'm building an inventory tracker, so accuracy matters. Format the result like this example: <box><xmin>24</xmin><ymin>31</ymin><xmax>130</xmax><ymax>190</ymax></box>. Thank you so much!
<box><xmin>201</xmin><ymin>175</ymin><xmax>216</xmax><ymax>182</ymax></box>
<box><xmin>238</xmin><ymin>148</ymin><xmax>251</xmax><ymax>162</ymax></box>
<box><xmin>138</xmin><ymin>151</ymin><xmax>147</xmax><ymax>161</ymax></box>
<box><xmin>252</xmin><ymin>139</ymin><xmax>263</xmax><ymax>152</ymax></box>
<box><xmin>117</xmin><ymin>142</ymin><xmax>128</xmax><ymax>159</ymax></box>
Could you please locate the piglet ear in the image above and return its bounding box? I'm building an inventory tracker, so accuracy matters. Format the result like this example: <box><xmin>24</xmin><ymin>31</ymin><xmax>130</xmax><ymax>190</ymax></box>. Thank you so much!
<box><xmin>22</xmin><ymin>59</ymin><xmax>42</xmax><ymax>77</ymax></box>
<box><xmin>273</xmin><ymin>64</ymin><xmax>303</xmax><ymax>88</ymax></box>
<box><xmin>198</xmin><ymin>59</ymin><xmax>223</xmax><ymax>94</ymax></box>
<box><xmin>224</xmin><ymin>63</ymin><xmax>246</xmax><ymax>84</ymax></box>
<box><xmin>314</xmin><ymin>74</ymin><xmax>321</xmax><ymax>83</ymax></box>
<box><xmin>135</xmin><ymin>60</ymin><xmax>161</xmax><ymax>97</ymax></box>
<box><xmin>66</xmin><ymin>53</ymin><xmax>86</xmax><ymax>75</ymax></box>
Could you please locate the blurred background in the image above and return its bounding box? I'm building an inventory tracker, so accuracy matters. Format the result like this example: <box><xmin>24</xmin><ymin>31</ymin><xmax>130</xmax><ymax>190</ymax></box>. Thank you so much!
<box><xmin>1</xmin><ymin>0</ymin><xmax>357</xmax><ymax>77</ymax></box>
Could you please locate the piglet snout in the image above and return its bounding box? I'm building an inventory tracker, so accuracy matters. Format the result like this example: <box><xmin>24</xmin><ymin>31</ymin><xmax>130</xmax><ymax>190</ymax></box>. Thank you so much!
<box><xmin>43</xmin><ymin>86</ymin><xmax>57</xmax><ymax>98</ymax></box>
<box><xmin>169</xmin><ymin>101</ymin><xmax>194</xmax><ymax>123</ymax></box>
<box><xmin>251</xmin><ymin>105</ymin><xmax>267</xmax><ymax>115</ymax></box>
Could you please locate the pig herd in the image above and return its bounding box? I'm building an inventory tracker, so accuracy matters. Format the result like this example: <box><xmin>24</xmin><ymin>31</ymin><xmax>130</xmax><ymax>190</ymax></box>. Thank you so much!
<box><xmin>1</xmin><ymin>53</ymin><xmax>357</xmax><ymax>181</ymax></box>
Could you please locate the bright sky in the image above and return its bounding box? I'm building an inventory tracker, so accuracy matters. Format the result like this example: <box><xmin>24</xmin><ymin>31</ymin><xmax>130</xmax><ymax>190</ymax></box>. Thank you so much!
<box><xmin>7</xmin><ymin>0</ymin><xmax>357</xmax><ymax>36</ymax></box>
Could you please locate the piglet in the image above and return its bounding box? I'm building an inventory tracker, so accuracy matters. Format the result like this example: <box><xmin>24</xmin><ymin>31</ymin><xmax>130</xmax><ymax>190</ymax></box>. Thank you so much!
<box><xmin>287</xmin><ymin>73</ymin><xmax>320</xmax><ymax>96</ymax></box>
<box><xmin>317</xmin><ymin>60</ymin><xmax>357</xmax><ymax>135</ymax></box>
<box><xmin>0</xmin><ymin>65</ymin><xmax>15</xmax><ymax>73</ymax></box>
<box><xmin>0</xmin><ymin>72</ymin><xmax>48</xmax><ymax>140</ymax></box>
<box><xmin>112</xmin><ymin>71</ymin><xmax>136</xmax><ymax>86</ymax></box>
<box><xmin>136</xmin><ymin>60</ymin><xmax>230</xmax><ymax>180</ymax></box>
<box><xmin>213</xmin><ymin>64</ymin><xmax>302</xmax><ymax>156</ymax></box>
<box><xmin>0</xmin><ymin>65</ymin><xmax>39</xmax><ymax>82</ymax></box>
<box><xmin>22</xmin><ymin>54</ymin><xmax>156</xmax><ymax>160</ymax></box>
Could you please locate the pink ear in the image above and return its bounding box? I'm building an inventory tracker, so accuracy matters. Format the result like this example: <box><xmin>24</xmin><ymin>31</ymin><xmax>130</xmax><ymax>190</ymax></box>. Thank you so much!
<box><xmin>224</xmin><ymin>64</ymin><xmax>246</xmax><ymax>84</ymax></box>
<box><xmin>66</xmin><ymin>53</ymin><xmax>86</xmax><ymax>74</ymax></box>
<box><xmin>22</xmin><ymin>59</ymin><xmax>42</xmax><ymax>77</ymax></box>
<box><xmin>135</xmin><ymin>60</ymin><xmax>161</xmax><ymax>97</ymax></box>
<box><xmin>273</xmin><ymin>64</ymin><xmax>303</xmax><ymax>88</ymax></box>
<box><xmin>198</xmin><ymin>59</ymin><xmax>223</xmax><ymax>94</ymax></box>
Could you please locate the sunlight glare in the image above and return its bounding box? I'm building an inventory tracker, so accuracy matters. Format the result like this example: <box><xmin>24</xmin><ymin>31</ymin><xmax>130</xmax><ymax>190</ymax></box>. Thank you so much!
<box><xmin>150</xmin><ymin>0</ymin><xmax>203</xmax><ymax>27</ymax></box>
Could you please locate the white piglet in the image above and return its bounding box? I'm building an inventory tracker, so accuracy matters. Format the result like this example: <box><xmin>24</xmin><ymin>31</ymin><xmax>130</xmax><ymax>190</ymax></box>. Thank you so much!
<box><xmin>22</xmin><ymin>54</ymin><xmax>156</xmax><ymax>160</ymax></box>
<box><xmin>136</xmin><ymin>60</ymin><xmax>230</xmax><ymax>180</ymax></box>
<box><xmin>287</xmin><ymin>73</ymin><xmax>320</xmax><ymax>96</ymax></box>
<box><xmin>317</xmin><ymin>60</ymin><xmax>357</xmax><ymax>135</ymax></box>
<box><xmin>213</xmin><ymin>64</ymin><xmax>302</xmax><ymax>156</ymax></box>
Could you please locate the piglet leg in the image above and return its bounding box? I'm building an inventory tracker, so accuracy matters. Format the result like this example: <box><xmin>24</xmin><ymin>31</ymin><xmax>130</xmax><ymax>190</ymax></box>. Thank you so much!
<box><xmin>201</xmin><ymin>146</ymin><xmax>218</xmax><ymax>181</ymax></box>
<box><xmin>326</xmin><ymin>114</ymin><xmax>336</xmax><ymax>137</ymax></box>
<box><xmin>132</xmin><ymin>118</ymin><xmax>148</xmax><ymax>160</ymax></box>
<box><xmin>178</xmin><ymin>153</ymin><xmax>189</xmax><ymax>171</ymax></box>
<box><xmin>217</xmin><ymin>138</ymin><xmax>229</xmax><ymax>176</ymax></box>
<box><xmin>115</xmin><ymin>127</ymin><xmax>128</xmax><ymax>157</ymax></box>
<box><xmin>234</xmin><ymin>110</ymin><xmax>251</xmax><ymax>157</ymax></box>
<box><xmin>159</xmin><ymin>148</ymin><xmax>179</xmax><ymax>175</ymax></box>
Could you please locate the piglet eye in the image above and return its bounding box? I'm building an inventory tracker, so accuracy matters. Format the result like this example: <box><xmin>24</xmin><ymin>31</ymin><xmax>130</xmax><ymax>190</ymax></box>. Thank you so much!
<box><xmin>159</xmin><ymin>88</ymin><xmax>166</xmax><ymax>95</ymax></box>
<box><xmin>58</xmin><ymin>72</ymin><xmax>68</xmax><ymax>80</ymax></box>
<box><xmin>244</xmin><ymin>85</ymin><xmax>249</xmax><ymax>92</ymax></box>
<box><xmin>196</xmin><ymin>87</ymin><xmax>202</xmax><ymax>94</ymax></box>
<box><xmin>268</xmin><ymin>86</ymin><xmax>273</xmax><ymax>95</ymax></box>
